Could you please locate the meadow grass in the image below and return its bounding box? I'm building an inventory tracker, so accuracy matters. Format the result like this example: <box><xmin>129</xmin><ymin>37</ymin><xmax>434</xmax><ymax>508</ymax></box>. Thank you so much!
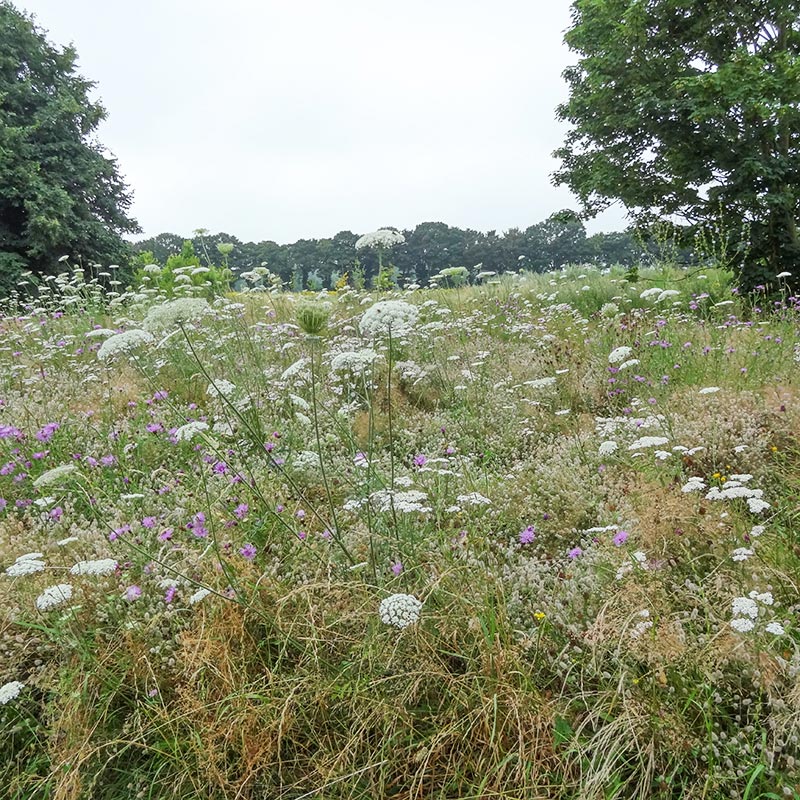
<box><xmin>0</xmin><ymin>264</ymin><xmax>799</xmax><ymax>799</ymax></box>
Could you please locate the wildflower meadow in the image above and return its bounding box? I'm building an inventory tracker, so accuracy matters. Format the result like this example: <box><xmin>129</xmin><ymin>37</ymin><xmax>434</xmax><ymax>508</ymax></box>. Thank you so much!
<box><xmin>1</xmin><ymin>261</ymin><xmax>799</xmax><ymax>800</ymax></box>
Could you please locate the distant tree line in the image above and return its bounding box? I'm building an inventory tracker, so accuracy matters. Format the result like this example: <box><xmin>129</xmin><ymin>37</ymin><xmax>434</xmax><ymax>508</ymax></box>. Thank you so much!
<box><xmin>132</xmin><ymin>212</ymin><xmax>648</xmax><ymax>290</ymax></box>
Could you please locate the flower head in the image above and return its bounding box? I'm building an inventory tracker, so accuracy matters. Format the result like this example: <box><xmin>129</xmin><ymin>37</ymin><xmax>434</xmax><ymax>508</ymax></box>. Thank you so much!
<box><xmin>379</xmin><ymin>593</ymin><xmax>422</xmax><ymax>629</ymax></box>
<box><xmin>355</xmin><ymin>229</ymin><xmax>405</xmax><ymax>250</ymax></box>
<box><xmin>359</xmin><ymin>300</ymin><xmax>419</xmax><ymax>339</ymax></box>
<box><xmin>97</xmin><ymin>329</ymin><xmax>154</xmax><ymax>361</ymax></box>
<box><xmin>36</xmin><ymin>583</ymin><xmax>73</xmax><ymax>611</ymax></box>
<box><xmin>0</xmin><ymin>681</ymin><xmax>25</xmax><ymax>705</ymax></box>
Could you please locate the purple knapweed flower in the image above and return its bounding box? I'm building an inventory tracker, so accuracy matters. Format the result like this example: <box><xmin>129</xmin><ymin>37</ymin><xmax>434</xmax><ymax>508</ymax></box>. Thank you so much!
<box><xmin>124</xmin><ymin>585</ymin><xmax>142</xmax><ymax>602</ymax></box>
<box><xmin>35</xmin><ymin>423</ymin><xmax>60</xmax><ymax>443</ymax></box>
<box><xmin>519</xmin><ymin>525</ymin><xmax>536</xmax><ymax>544</ymax></box>
<box><xmin>239</xmin><ymin>543</ymin><xmax>257</xmax><ymax>560</ymax></box>
<box><xmin>613</xmin><ymin>530</ymin><xmax>629</xmax><ymax>546</ymax></box>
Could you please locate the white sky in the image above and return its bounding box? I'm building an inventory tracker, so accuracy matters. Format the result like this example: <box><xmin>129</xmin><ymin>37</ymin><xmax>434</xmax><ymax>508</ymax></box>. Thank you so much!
<box><xmin>20</xmin><ymin>0</ymin><xmax>629</xmax><ymax>243</ymax></box>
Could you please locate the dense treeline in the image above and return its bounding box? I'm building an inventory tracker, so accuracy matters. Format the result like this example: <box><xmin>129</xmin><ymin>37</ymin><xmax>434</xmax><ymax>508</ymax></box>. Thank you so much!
<box><xmin>132</xmin><ymin>212</ymin><xmax>647</xmax><ymax>289</ymax></box>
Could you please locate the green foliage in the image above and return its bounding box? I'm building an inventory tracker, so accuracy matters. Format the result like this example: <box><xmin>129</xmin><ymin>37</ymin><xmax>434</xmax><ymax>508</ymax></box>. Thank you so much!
<box><xmin>554</xmin><ymin>0</ymin><xmax>800</xmax><ymax>291</ymax></box>
<box><xmin>134</xmin><ymin>221</ymin><xmax>646</xmax><ymax>291</ymax></box>
<box><xmin>306</xmin><ymin>268</ymin><xmax>323</xmax><ymax>291</ymax></box>
<box><xmin>131</xmin><ymin>240</ymin><xmax>230</xmax><ymax>298</ymax></box>
<box><xmin>0</xmin><ymin>2</ymin><xmax>139</xmax><ymax>287</ymax></box>
<box><xmin>371</xmin><ymin>263</ymin><xmax>398</xmax><ymax>290</ymax></box>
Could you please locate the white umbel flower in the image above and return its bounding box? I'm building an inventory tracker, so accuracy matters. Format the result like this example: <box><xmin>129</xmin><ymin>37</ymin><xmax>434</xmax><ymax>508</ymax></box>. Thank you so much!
<box><xmin>33</xmin><ymin>464</ymin><xmax>78</xmax><ymax>488</ymax></box>
<box><xmin>730</xmin><ymin>618</ymin><xmax>755</xmax><ymax>633</ymax></box>
<box><xmin>143</xmin><ymin>298</ymin><xmax>209</xmax><ymax>330</ymax></box>
<box><xmin>359</xmin><ymin>300</ymin><xmax>419</xmax><ymax>339</ymax></box>
<box><xmin>330</xmin><ymin>349</ymin><xmax>380</xmax><ymax>375</ymax></box>
<box><xmin>608</xmin><ymin>346</ymin><xmax>633</xmax><ymax>364</ymax></box>
<box><xmin>379</xmin><ymin>593</ymin><xmax>422</xmax><ymax>629</ymax></box>
<box><xmin>731</xmin><ymin>597</ymin><xmax>759</xmax><ymax>618</ymax></box>
<box><xmin>188</xmin><ymin>588</ymin><xmax>211</xmax><ymax>605</ymax></box>
<box><xmin>97</xmin><ymin>329</ymin><xmax>154</xmax><ymax>361</ymax></box>
<box><xmin>0</xmin><ymin>680</ymin><xmax>25</xmax><ymax>705</ymax></box>
<box><xmin>207</xmin><ymin>379</ymin><xmax>236</xmax><ymax>398</ymax></box>
<box><xmin>765</xmin><ymin>622</ymin><xmax>785</xmax><ymax>636</ymax></box>
<box><xmin>598</xmin><ymin>440</ymin><xmax>618</xmax><ymax>456</ymax></box>
<box><xmin>36</xmin><ymin>583</ymin><xmax>73</xmax><ymax>611</ymax></box>
<box><xmin>355</xmin><ymin>229</ymin><xmax>405</xmax><ymax>250</ymax></box>
<box><xmin>681</xmin><ymin>477</ymin><xmax>706</xmax><ymax>493</ymax></box>
<box><xmin>525</xmin><ymin>377</ymin><xmax>557</xmax><ymax>389</ymax></box>
<box><xmin>628</xmin><ymin>436</ymin><xmax>670</xmax><ymax>450</ymax></box>
<box><xmin>5</xmin><ymin>558</ymin><xmax>46</xmax><ymax>576</ymax></box>
<box><xmin>69</xmin><ymin>558</ymin><xmax>118</xmax><ymax>576</ymax></box>
<box><xmin>84</xmin><ymin>328</ymin><xmax>117</xmax><ymax>338</ymax></box>
<box><xmin>174</xmin><ymin>421</ymin><xmax>209</xmax><ymax>441</ymax></box>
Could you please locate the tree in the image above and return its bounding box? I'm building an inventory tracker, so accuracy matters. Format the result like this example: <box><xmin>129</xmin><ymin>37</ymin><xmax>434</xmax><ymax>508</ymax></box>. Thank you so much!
<box><xmin>0</xmin><ymin>3</ymin><xmax>139</xmax><ymax>292</ymax></box>
<box><xmin>553</xmin><ymin>1</ymin><xmax>800</xmax><ymax>290</ymax></box>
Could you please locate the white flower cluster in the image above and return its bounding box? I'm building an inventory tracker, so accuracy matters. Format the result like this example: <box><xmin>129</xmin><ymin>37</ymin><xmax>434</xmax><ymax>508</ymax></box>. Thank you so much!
<box><xmin>638</xmin><ymin>286</ymin><xmax>682</xmax><ymax>302</ymax></box>
<box><xmin>355</xmin><ymin>229</ymin><xmax>405</xmax><ymax>250</ymax></box>
<box><xmin>629</xmin><ymin>609</ymin><xmax>653</xmax><ymax>639</ymax></box>
<box><xmin>628</xmin><ymin>435</ymin><xmax>670</xmax><ymax>450</ymax></box>
<box><xmin>174</xmin><ymin>421</ymin><xmax>209</xmax><ymax>442</ymax></box>
<box><xmin>705</xmin><ymin>480</ymin><xmax>770</xmax><ymax>514</ymax></box>
<box><xmin>379</xmin><ymin>593</ymin><xmax>422</xmax><ymax>629</ymax></box>
<box><xmin>84</xmin><ymin>327</ymin><xmax>117</xmax><ymax>338</ymax></box>
<box><xmin>344</xmin><ymin>488</ymin><xmax>432</xmax><ymax>514</ymax></box>
<box><xmin>525</xmin><ymin>376</ymin><xmax>557</xmax><ymax>389</ymax></box>
<box><xmin>5</xmin><ymin>552</ymin><xmax>46</xmax><ymax>577</ymax></box>
<box><xmin>69</xmin><ymin>558</ymin><xmax>118</xmax><ymax>576</ymax></box>
<box><xmin>330</xmin><ymin>349</ymin><xmax>380</xmax><ymax>376</ymax></box>
<box><xmin>598</xmin><ymin>440</ymin><xmax>618</xmax><ymax>457</ymax></box>
<box><xmin>359</xmin><ymin>300</ymin><xmax>419</xmax><ymax>339</ymax></box>
<box><xmin>608</xmin><ymin>346</ymin><xmax>633</xmax><ymax>364</ymax></box>
<box><xmin>681</xmin><ymin>476</ymin><xmax>706</xmax><ymax>493</ymax></box>
<box><xmin>291</xmin><ymin>450</ymin><xmax>322</xmax><ymax>476</ymax></box>
<box><xmin>188</xmin><ymin>588</ymin><xmax>211</xmax><ymax>605</ymax></box>
<box><xmin>456</xmin><ymin>492</ymin><xmax>492</xmax><ymax>506</ymax></box>
<box><xmin>599</xmin><ymin>302</ymin><xmax>619</xmax><ymax>318</ymax></box>
<box><xmin>206</xmin><ymin>379</ymin><xmax>236</xmax><ymax>399</ymax></box>
<box><xmin>0</xmin><ymin>680</ymin><xmax>25</xmax><ymax>705</ymax></box>
<box><xmin>730</xmin><ymin>591</ymin><xmax>784</xmax><ymax>635</ymax></box>
<box><xmin>97</xmin><ymin>329</ymin><xmax>155</xmax><ymax>361</ymax></box>
<box><xmin>35</xmin><ymin>583</ymin><xmax>73</xmax><ymax>611</ymax></box>
<box><xmin>33</xmin><ymin>463</ymin><xmax>78</xmax><ymax>488</ymax></box>
<box><xmin>281</xmin><ymin>358</ymin><xmax>310</xmax><ymax>383</ymax></box>
<box><xmin>144</xmin><ymin>298</ymin><xmax>209</xmax><ymax>331</ymax></box>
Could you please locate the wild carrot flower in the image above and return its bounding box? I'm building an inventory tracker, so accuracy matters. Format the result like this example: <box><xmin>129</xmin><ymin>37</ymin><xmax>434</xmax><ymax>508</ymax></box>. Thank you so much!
<box><xmin>0</xmin><ymin>681</ymin><xmax>25</xmax><ymax>705</ymax></box>
<box><xmin>36</xmin><ymin>584</ymin><xmax>73</xmax><ymax>611</ymax></box>
<box><xmin>379</xmin><ymin>593</ymin><xmax>422</xmax><ymax>628</ymax></box>
<box><xmin>69</xmin><ymin>558</ymin><xmax>117</xmax><ymax>576</ymax></box>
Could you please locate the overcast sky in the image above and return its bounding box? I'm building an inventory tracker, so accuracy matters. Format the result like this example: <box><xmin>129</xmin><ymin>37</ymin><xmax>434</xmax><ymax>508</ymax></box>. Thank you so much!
<box><xmin>20</xmin><ymin>0</ymin><xmax>628</xmax><ymax>244</ymax></box>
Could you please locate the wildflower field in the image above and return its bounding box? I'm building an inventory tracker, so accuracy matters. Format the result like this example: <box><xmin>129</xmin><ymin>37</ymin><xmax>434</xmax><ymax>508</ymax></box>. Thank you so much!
<box><xmin>1</xmin><ymin>264</ymin><xmax>800</xmax><ymax>800</ymax></box>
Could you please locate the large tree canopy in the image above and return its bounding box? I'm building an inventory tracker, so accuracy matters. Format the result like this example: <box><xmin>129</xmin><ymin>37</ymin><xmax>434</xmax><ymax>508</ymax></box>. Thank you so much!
<box><xmin>0</xmin><ymin>2</ymin><xmax>138</xmax><ymax>291</ymax></box>
<box><xmin>553</xmin><ymin>0</ymin><xmax>800</xmax><ymax>289</ymax></box>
